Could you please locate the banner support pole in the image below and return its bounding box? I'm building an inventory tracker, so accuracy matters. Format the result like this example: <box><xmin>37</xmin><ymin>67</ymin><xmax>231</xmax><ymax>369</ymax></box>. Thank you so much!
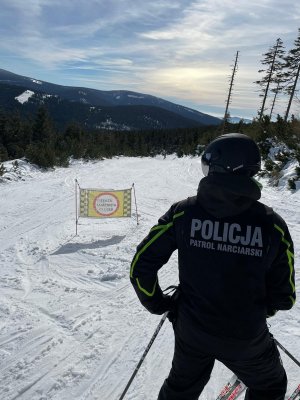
<box><xmin>132</xmin><ymin>183</ymin><xmax>139</xmax><ymax>225</ymax></box>
<box><xmin>75</xmin><ymin>179</ymin><xmax>79</xmax><ymax>235</ymax></box>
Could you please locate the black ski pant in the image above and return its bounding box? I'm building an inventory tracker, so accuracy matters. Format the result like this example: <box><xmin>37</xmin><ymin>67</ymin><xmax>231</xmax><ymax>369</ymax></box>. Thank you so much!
<box><xmin>157</xmin><ymin>331</ymin><xmax>287</xmax><ymax>400</ymax></box>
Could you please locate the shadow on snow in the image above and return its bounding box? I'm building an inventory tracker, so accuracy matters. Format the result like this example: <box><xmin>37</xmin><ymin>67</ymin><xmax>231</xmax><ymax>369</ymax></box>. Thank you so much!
<box><xmin>51</xmin><ymin>235</ymin><xmax>126</xmax><ymax>255</ymax></box>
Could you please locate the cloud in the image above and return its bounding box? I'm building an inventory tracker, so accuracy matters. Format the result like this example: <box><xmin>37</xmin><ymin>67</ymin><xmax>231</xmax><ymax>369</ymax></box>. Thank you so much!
<box><xmin>1</xmin><ymin>0</ymin><xmax>300</xmax><ymax>118</ymax></box>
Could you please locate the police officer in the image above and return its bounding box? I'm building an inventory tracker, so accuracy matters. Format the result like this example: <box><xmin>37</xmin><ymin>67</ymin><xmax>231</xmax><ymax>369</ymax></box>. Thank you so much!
<box><xmin>130</xmin><ymin>133</ymin><xmax>296</xmax><ymax>400</ymax></box>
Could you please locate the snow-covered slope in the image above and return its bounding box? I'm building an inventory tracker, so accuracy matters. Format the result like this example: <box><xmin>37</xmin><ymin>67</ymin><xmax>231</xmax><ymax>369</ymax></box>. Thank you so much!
<box><xmin>0</xmin><ymin>156</ymin><xmax>299</xmax><ymax>400</ymax></box>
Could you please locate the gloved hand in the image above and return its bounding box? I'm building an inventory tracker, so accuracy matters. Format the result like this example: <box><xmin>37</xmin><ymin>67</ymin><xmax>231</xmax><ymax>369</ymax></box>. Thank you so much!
<box><xmin>150</xmin><ymin>294</ymin><xmax>173</xmax><ymax>315</ymax></box>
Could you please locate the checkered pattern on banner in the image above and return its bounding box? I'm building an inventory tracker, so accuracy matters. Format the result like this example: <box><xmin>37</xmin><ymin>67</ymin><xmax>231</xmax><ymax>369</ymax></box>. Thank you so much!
<box><xmin>79</xmin><ymin>189</ymin><xmax>89</xmax><ymax>217</ymax></box>
<box><xmin>122</xmin><ymin>189</ymin><xmax>132</xmax><ymax>217</ymax></box>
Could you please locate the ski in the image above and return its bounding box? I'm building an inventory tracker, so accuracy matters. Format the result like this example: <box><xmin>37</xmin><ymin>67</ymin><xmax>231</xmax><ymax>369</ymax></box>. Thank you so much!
<box><xmin>288</xmin><ymin>384</ymin><xmax>300</xmax><ymax>400</ymax></box>
<box><xmin>216</xmin><ymin>379</ymin><xmax>300</xmax><ymax>400</ymax></box>
<box><xmin>216</xmin><ymin>375</ymin><xmax>246</xmax><ymax>400</ymax></box>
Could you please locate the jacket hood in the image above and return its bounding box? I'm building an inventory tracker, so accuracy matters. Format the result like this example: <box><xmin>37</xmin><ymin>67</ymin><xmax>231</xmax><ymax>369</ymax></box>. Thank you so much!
<box><xmin>197</xmin><ymin>173</ymin><xmax>261</xmax><ymax>218</ymax></box>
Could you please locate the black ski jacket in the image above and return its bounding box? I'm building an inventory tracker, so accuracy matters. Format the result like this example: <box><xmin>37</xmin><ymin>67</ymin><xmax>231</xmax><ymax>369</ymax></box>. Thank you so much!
<box><xmin>130</xmin><ymin>173</ymin><xmax>296</xmax><ymax>340</ymax></box>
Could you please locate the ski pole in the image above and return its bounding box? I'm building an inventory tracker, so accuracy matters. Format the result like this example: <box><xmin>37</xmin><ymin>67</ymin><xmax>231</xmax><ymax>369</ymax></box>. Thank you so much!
<box><xmin>275</xmin><ymin>339</ymin><xmax>300</xmax><ymax>368</ymax></box>
<box><xmin>118</xmin><ymin>311</ymin><xmax>169</xmax><ymax>400</ymax></box>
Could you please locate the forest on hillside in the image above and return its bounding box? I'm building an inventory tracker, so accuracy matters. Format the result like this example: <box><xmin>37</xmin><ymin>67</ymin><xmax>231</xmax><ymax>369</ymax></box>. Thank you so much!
<box><xmin>0</xmin><ymin>105</ymin><xmax>300</xmax><ymax>190</ymax></box>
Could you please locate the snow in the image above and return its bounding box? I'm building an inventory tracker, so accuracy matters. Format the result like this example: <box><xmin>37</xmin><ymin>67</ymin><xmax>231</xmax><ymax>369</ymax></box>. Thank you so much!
<box><xmin>31</xmin><ymin>80</ymin><xmax>42</xmax><ymax>85</ymax></box>
<box><xmin>0</xmin><ymin>156</ymin><xmax>299</xmax><ymax>400</ymax></box>
<box><xmin>42</xmin><ymin>94</ymin><xmax>54</xmax><ymax>100</ymax></box>
<box><xmin>278</xmin><ymin>159</ymin><xmax>299</xmax><ymax>188</ymax></box>
<box><xmin>265</xmin><ymin>141</ymin><xmax>300</xmax><ymax>189</ymax></box>
<box><xmin>95</xmin><ymin>119</ymin><xmax>131</xmax><ymax>131</ymax></box>
<box><xmin>127</xmin><ymin>95</ymin><xmax>145</xmax><ymax>99</ymax></box>
<box><xmin>15</xmin><ymin>90</ymin><xmax>35</xmax><ymax>104</ymax></box>
<box><xmin>0</xmin><ymin>159</ymin><xmax>38</xmax><ymax>183</ymax></box>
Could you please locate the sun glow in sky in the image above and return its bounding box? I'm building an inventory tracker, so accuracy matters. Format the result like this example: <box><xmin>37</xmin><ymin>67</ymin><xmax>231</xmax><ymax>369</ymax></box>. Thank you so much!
<box><xmin>1</xmin><ymin>0</ymin><xmax>300</xmax><ymax>119</ymax></box>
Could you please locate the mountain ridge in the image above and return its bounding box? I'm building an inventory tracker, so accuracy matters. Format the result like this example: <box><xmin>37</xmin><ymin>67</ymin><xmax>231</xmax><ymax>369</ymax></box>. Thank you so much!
<box><xmin>0</xmin><ymin>68</ymin><xmax>221</xmax><ymax>130</ymax></box>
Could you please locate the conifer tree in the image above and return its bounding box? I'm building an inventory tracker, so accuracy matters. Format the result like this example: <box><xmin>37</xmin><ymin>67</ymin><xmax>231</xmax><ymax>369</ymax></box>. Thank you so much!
<box><xmin>26</xmin><ymin>107</ymin><xmax>56</xmax><ymax>168</ymax></box>
<box><xmin>32</xmin><ymin>107</ymin><xmax>54</xmax><ymax>143</ymax></box>
<box><xmin>256</xmin><ymin>38</ymin><xmax>285</xmax><ymax>120</ymax></box>
<box><xmin>222</xmin><ymin>51</ymin><xmax>239</xmax><ymax>133</ymax></box>
<box><xmin>283</xmin><ymin>28</ymin><xmax>300</xmax><ymax>121</ymax></box>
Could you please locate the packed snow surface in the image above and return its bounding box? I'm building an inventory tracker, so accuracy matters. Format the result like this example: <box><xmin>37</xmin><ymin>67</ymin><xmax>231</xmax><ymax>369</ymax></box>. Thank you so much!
<box><xmin>0</xmin><ymin>156</ymin><xmax>299</xmax><ymax>400</ymax></box>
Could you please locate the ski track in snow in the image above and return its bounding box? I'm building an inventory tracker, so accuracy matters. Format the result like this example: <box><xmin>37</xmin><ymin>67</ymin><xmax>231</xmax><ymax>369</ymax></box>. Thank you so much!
<box><xmin>0</xmin><ymin>156</ymin><xmax>299</xmax><ymax>400</ymax></box>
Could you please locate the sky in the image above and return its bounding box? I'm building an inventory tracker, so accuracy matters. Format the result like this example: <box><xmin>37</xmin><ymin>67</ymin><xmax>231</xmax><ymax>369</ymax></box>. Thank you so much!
<box><xmin>1</xmin><ymin>0</ymin><xmax>300</xmax><ymax>119</ymax></box>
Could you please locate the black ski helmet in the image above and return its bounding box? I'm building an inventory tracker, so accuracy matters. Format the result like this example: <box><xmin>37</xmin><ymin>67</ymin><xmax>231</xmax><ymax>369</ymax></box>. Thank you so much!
<box><xmin>201</xmin><ymin>133</ymin><xmax>261</xmax><ymax>177</ymax></box>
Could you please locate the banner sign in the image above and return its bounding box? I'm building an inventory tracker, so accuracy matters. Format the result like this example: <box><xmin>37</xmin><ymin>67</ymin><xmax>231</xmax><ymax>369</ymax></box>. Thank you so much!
<box><xmin>79</xmin><ymin>188</ymin><xmax>132</xmax><ymax>218</ymax></box>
